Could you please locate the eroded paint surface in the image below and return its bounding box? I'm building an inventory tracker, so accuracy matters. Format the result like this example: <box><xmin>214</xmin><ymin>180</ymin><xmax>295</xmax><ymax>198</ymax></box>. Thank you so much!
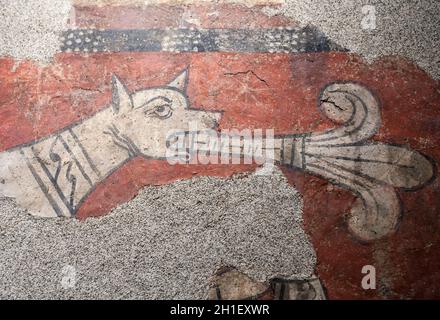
<box><xmin>0</xmin><ymin>2</ymin><xmax>439</xmax><ymax>299</ymax></box>
<box><xmin>1</xmin><ymin>72</ymin><xmax>433</xmax><ymax>244</ymax></box>
<box><xmin>0</xmin><ymin>70</ymin><xmax>222</xmax><ymax>218</ymax></box>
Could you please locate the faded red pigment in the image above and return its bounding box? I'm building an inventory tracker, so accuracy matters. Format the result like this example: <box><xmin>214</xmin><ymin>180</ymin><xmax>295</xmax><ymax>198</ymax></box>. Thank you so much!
<box><xmin>1</xmin><ymin>3</ymin><xmax>440</xmax><ymax>300</ymax></box>
<box><xmin>1</xmin><ymin>52</ymin><xmax>439</xmax><ymax>299</ymax></box>
<box><xmin>74</xmin><ymin>4</ymin><xmax>295</xmax><ymax>29</ymax></box>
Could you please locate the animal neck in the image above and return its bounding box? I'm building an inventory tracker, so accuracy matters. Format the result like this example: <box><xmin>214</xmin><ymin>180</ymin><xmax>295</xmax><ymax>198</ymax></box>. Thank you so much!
<box><xmin>69</xmin><ymin>107</ymin><xmax>136</xmax><ymax>180</ymax></box>
<box><xmin>15</xmin><ymin>106</ymin><xmax>140</xmax><ymax>218</ymax></box>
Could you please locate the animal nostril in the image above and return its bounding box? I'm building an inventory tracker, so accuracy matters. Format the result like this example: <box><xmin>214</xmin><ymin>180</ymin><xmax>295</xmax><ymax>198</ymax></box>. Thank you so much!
<box><xmin>207</xmin><ymin>116</ymin><xmax>219</xmax><ymax>128</ymax></box>
<box><xmin>209</xmin><ymin>112</ymin><xmax>222</xmax><ymax>128</ymax></box>
<box><xmin>191</xmin><ymin>111</ymin><xmax>222</xmax><ymax>129</ymax></box>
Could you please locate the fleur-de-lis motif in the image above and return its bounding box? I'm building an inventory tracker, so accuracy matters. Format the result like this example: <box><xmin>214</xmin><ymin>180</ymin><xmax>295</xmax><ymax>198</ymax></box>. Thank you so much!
<box><xmin>162</xmin><ymin>80</ymin><xmax>436</xmax><ymax>241</ymax></box>
<box><xmin>277</xmin><ymin>82</ymin><xmax>434</xmax><ymax>241</ymax></box>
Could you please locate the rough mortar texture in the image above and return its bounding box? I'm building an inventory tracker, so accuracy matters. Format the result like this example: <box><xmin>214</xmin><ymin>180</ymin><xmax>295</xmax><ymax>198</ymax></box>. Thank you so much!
<box><xmin>0</xmin><ymin>0</ymin><xmax>71</xmax><ymax>64</ymax></box>
<box><xmin>0</xmin><ymin>168</ymin><xmax>316</xmax><ymax>299</ymax></box>
<box><xmin>1</xmin><ymin>0</ymin><xmax>438</xmax><ymax>81</ymax></box>
<box><xmin>264</xmin><ymin>0</ymin><xmax>440</xmax><ymax>80</ymax></box>
<box><xmin>73</xmin><ymin>0</ymin><xmax>284</xmax><ymax>6</ymax></box>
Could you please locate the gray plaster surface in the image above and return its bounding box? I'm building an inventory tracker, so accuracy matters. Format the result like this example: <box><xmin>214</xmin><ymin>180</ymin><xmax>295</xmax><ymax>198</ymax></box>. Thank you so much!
<box><xmin>264</xmin><ymin>0</ymin><xmax>440</xmax><ymax>79</ymax></box>
<box><xmin>0</xmin><ymin>0</ymin><xmax>71</xmax><ymax>64</ymax></box>
<box><xmin>0</xmin><ymin>1</ymin><xmax>438</xmax><ymax>80</ymax></box>
<box><xmin>0</xmin><ymin>168</ymin><xmax>316</xmax><ymax>299</ymax></box>
<box><xmin>0</xmin><ymin>0</ymin><xmax>438</xmax><ymax>300</ymax></box>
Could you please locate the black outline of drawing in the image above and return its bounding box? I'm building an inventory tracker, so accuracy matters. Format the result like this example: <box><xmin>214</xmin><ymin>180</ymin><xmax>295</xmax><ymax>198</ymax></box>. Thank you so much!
<box><xmin>2</xmin><ymin>70</ymin><xmax>436</xmax><ymax>243</ymax></box>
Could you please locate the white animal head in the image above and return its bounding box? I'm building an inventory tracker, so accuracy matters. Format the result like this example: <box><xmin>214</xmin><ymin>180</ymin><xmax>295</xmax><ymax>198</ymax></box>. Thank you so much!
<box><xmin>110</xmin><ymin>69</ymin><xmax>221</xmax><ymax>159</ymax></box>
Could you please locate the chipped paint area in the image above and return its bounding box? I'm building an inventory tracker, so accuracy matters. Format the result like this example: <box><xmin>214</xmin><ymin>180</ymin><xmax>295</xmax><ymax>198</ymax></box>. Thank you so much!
<box><xmin>1</xmin><ymin>49</ymin><xmax>440</xmax><ymax>298</ymax></box>
<box><xmin>0</xmin><ymin>70</ymin><xmax>433</xmax><ymax>244</ymax></box>
<box><xmin>0</xmin><ymin>70</ymin><xmax>222</xmax><ymax>218</ymax></box>
<box><xmin>0</xmin><ymin>0</ymin><xmax>440</xmax><ymax>300</ymax></box>
<box><xmin>73</xmin><ymin>0</ymin><xmax>285</xmax><ymax>6</ymax></box>
<box><xmin>0</xmin><ymin>0</ymin><xmax>71</xmax><ymax>64</ymax></box>
<box><xmin>0</xmin><ymin>168</ymin><xmax>317</xmax><ymax>299</ymax></box>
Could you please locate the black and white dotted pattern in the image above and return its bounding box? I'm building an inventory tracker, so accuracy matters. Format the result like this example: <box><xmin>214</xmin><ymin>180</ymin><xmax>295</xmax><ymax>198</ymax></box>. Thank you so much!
<box><xmin>60</xmin><ymin>27</ymin><xmax>344</xmax><ymax>53</ymax></box>
<box><xmin>61</xmin><ymin>30</ymin><xmax>104</xmax><ymax>53</ymax></box>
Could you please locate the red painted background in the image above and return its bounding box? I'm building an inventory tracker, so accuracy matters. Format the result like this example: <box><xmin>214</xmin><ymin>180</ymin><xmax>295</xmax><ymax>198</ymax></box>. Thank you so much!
<box><xmin>1</xmin><ymin>49</ymin><xmax>439</xmax><ymax>299</ymax></box>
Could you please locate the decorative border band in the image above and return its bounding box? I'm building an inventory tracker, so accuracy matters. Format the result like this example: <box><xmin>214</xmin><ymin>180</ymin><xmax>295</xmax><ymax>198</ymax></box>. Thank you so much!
<box><xmin>60</xmin><ymin>27</ymin><xmax>345</xmax><ymax>53</ymax></box>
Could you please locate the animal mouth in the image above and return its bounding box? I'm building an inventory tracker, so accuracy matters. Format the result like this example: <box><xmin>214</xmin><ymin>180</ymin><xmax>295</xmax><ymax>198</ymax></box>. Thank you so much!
<box><xmin>165</xmin><ymin>130</ymin><xmax>276</xmax><ymax>165</ymax></box>
<box><xmin>204</xmin><ymin>115</ymin><xmax>220</xmax><ymax>130</ymax></box>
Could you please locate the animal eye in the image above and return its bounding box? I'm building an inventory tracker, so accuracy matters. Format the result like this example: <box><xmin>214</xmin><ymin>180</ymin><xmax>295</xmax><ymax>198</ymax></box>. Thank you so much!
<box><xmin>150</xmin><ymin>104</ymin><xmax>173</xmax><ymax>119</ymax></box>
<box><xmin>142</xmin><ymin>96</ymin><xmax>174</xmax><ymax>119</ymax></box>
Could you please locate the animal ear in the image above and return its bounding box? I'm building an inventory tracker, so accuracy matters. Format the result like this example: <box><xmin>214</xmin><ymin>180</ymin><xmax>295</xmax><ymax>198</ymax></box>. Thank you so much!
<box><xmin>111</xmin><ymin>74</ymin><xmax>133</xmax><ymax>114</ymax></box>
<box><xmin>167</xmin><ymin>69</ymin><xmax>188</xmax><ymax>92</ymax></box>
